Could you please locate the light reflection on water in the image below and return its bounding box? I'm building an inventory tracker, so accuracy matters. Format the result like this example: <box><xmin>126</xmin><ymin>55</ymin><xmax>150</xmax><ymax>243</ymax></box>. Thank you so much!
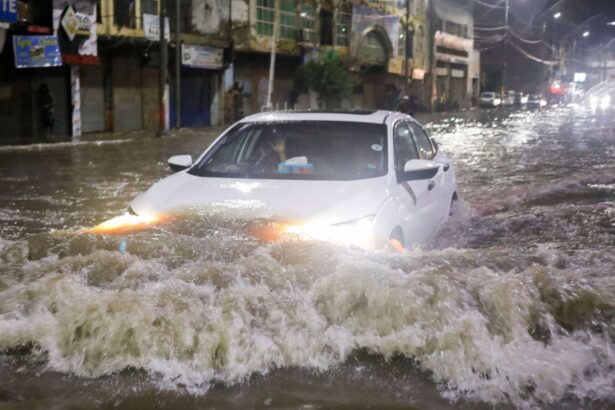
<box><xmin>0</xmin><ymin>108</ymin><xmax>614</xmax><ymax>409</ymax></box>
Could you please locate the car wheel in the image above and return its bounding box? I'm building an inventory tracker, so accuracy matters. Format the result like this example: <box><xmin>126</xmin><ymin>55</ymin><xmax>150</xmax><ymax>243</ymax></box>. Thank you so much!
<box><xmin>389</xmin><ymin>227</ymin><xmax>405</xmax><ymax>252</ymax></box>
<box><xmin>449</xmin><ymin>192</ymin><xmax>459</xmax><ymax>216</ymax></box>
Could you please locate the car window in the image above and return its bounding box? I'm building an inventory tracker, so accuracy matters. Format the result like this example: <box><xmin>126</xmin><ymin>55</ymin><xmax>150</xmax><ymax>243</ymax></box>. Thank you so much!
<box><xmin>409</xmin><ymin>122</ymin><xmax>435</xmax><ymax>160</ymax></box>
<box><xmin>394</xmin><ymin>122</ymin><xmax>419</xmax><ymax>172</ymax></box>
<box><xmin>189</xmin><ymin>121</ymin><xmax>388</xmax><ymax>181</ymax></box>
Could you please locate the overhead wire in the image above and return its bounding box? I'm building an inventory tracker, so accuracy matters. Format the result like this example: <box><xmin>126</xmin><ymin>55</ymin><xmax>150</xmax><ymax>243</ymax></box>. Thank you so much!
<box><xmin>507</xmin><ymin>39</ymin><xmax>559</xmax><ymax>65</ymax></box>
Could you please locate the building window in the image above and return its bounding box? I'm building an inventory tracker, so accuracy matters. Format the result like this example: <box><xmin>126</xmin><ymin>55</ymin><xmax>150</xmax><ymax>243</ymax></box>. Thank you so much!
<box><xmin>280</xmin><ymin>0</ymin><xmax>297</xmax><ymax>40</ymax></box>
<box><xmin>141</xmin><ymin>0</ymin><xmax>158</xmax><ymax>16</ymax></box>
<box><xmin>335</xmin><ymin>4</ymin><xmax>350</xmax><ymax>47</ymax></box>
<box><xmin>115</xmin><ymin>0</ymin><xmax>136</xmax><ymax>28</ymax></box>
<box><xmin>319</xmin><ymin>1</ymin><xmax>334</xmax><ymax>46</ymax></box>
<box><xmin>256</xmin><ymin>0</ymin><xmax>274</xmax><ymax>36</ymax></box>
<box><xmin>300</xmin><ymin>1</ymin><xmax>316</xmax><ymax>43</ymax></box>
<box><xmin>358</xmin><ymin>30</ymin><xmax>388</xmax><ymax>64</ymax></box>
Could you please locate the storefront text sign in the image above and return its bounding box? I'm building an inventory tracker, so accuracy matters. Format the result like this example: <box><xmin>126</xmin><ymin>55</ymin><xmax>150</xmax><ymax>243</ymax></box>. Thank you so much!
<box><xmin>0</xmin><ymin>0</ymin><xmax>17</xmax><ymax>23</ymax></box>
<box><xmin>143</xmin><ymin>14</ymin><xmax>170</xmax><ymax>41</ymax></box>
<box><xmin>181</xmin><ymin>44</ymin><xmax>223</xmax><ymax>69</ymax></box>
<box><xmin>13</xmin><ymin>35</ymin><xmax>62</xmax><ymax>68</ymax></box>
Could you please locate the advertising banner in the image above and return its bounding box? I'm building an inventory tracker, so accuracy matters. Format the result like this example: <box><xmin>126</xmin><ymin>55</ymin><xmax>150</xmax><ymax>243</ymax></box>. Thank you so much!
<box><xmin>13</xmin><ymin>35</ymin><xmax>62</xmax><ymax>68</ymax></box>
<box><xmin>181</xmin><ymin>44</ymin><xmax>223</xmax><ymax>69</ymax></box>
<box><xmin>143</xmin><ymin>14</ymin><xmax>170</xmax><ymax>41</ymax></box>
<box><xmin>0</xmin><ymin>0</ymin><xmax>17</xmax><ymax>23</ymax></box>
<box><xmin>52</xmin><ymin>0</ymin><xmax>98</xmax><ymax>64</ymax></box>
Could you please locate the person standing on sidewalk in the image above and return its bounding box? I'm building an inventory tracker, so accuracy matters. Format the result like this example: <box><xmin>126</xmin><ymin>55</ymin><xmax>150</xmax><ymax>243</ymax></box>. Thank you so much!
<box><xmin>37</xmin><ymin>84</ymin><xmax>55</xmax><ymax>139</ymax></box>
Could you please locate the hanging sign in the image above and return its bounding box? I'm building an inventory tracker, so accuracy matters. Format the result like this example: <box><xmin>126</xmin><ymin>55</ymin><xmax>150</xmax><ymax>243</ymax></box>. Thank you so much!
<box><xmin>181</xmin><ymin>44</ymin><xmax>223</xmax><ymax>69</ymax></box>
<box><xmin>13</xmin><ymin>35</ymin><xmax>62</xmax><ymax>68</ymax></box>
<box><xmin>61</xmin><ymin>6</ymin><xmax>79</xmax><ymax>41</ymax></box>
<box><xmin>143</xmin><ymin>14</ymin><xmax>170</xmax><ymax>41</ymax></box>
<box><xmin>0</xmin><ymin>0</ymin><xmax>17</xmax><ymax>23</ymax></box>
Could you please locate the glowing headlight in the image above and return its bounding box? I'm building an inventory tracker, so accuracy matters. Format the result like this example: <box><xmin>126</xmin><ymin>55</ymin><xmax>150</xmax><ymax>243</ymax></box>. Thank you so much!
<box><xmin>590</xmin><ymin>96</ymin><xmax>599</xmax><ymax>110</ymax></box>
<box><xmin>601</xmin><ymin>94</ymin><xmax>611</xmax><ymax>110</ymax></box>
<box><xmin>85</xmin><ymin>212</ymin><xmax>164</xmax><ymax>235</ymax></box>
<box><xmin>283</xmin><ymin>216</ymin><xmax>374</xmax><ymax>248</ymax></box>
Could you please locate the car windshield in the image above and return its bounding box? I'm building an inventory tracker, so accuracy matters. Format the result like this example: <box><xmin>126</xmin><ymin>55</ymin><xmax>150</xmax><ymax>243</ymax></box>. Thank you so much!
<box><xmin>481</xmin><ymin>92</ymin><xmax>495</xmax><ymax>98</ymax></box>
<box><xmin>189</xmin><ymin>121</ymin><xmax>388</xmax><ymax>181</ymax></box>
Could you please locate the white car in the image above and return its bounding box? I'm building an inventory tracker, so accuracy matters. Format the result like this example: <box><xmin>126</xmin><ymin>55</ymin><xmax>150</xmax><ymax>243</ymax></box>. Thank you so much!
<box><xmin>479</xmin><ymin>92</ymin><xmax>501</xmax><ymax>108</ymax></box>
<box><xmin>104</xmin><ymin>111</ymin><xmax>458</xmax><ymax>249</ymax></box>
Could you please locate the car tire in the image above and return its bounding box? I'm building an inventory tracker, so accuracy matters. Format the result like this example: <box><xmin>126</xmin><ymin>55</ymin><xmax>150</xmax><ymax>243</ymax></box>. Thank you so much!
<box><xmin>389</xmin><ymin>227</ymin><xmax>405</xmax><ymax>252</ymax></box>
<box><xmin>449</xmin><ymin>192</ymin><xmax>459</xmax><ymax>216</ymax></box>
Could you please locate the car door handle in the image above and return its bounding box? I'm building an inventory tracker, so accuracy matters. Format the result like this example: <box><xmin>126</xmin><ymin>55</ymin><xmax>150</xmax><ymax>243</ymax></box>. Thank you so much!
<box><xmin>443</xmin><ymin>163</ymin><xmax>450</xmax><ymax>172</ymax></box>
<box><xmin>428</xmin><ymin>180</ymin><xmax>436</xmax><ymax>191</ymax></box>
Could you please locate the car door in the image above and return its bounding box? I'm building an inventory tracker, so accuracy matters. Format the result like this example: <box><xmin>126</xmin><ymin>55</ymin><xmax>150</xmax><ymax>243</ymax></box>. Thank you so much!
<box><xmin>393</xmin><ymin>120</ymin><xmax>442</xmax><ymax>245</ymax></box>
<box><xmin>408</xmin><ymin>121</ymin><xmax>451</xmax><ymax>224</ymax></box>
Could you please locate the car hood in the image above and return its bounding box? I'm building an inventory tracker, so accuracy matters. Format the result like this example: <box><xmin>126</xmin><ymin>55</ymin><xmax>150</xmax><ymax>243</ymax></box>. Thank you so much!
<box><xmin>130</xmin><ymin>172</ymin><xmax>389</xmax><ymax>225</ymax></box>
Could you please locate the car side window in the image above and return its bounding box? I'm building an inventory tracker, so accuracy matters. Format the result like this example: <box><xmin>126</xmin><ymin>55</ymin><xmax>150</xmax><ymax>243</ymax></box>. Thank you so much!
<box><xmin>394</xmin><ymin>122</ymin><xmax>419</xmax><ymax>172</ymax></box>
<box><xmin>409</xmin><ymin>122</ymin><xmax>435</xmax><ymax>160</ymax></box>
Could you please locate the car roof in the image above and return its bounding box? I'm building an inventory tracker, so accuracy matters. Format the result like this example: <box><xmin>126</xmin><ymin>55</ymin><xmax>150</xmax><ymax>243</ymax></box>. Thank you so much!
<box><xmin>239</xmin><ymin>110</ymin><xmax>394</xmax><ymax>124</ymax></box>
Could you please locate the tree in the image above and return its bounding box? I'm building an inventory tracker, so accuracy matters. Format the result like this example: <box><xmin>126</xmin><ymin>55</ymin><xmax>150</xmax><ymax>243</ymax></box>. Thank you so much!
<box><xmin>299</xmin><ymin>50</ymin><xmax>355</xmax><ymax>108</ymax></box>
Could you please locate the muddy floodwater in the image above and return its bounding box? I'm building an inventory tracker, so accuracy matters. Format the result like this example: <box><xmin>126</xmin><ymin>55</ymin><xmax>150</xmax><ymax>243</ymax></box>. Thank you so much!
<box><xmin>0</xmin><ymin>107</ymin><xmax>614</xmax><ymax>409</ymax></box>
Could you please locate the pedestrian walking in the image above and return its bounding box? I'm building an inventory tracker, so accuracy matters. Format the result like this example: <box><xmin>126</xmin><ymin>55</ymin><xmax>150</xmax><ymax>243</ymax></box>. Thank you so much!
<box><xmin>37</xmin><ymin>84</ymin><xmax>55</xmax><ymax>139</ymax></box>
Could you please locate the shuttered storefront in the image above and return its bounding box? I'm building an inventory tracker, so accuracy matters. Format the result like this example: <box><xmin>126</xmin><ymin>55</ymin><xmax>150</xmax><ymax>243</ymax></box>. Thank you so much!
<box><xmin>80</xmin><ymin>65</ymin><xmax>105</xmax><ymax>133</ymax></box>
<box><xmin>112</xmin><ymin>56</ymin><xmax>142</xmax><ymax>132</ymax></box>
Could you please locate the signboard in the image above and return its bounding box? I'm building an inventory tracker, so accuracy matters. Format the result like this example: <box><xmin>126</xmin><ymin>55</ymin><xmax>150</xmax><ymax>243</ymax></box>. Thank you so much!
<box><xmin>52</xmin><ymin>2</ymin><xmax>98</xmax><ymax>64</ymax></box>
<box><xmin>143</xmin><ymin>13</ymin><xmax>170</xmax><ymax>41</ymax></box>
<box><xmin>61</xmin><ymin>6</ymin><xmax>79</xmax><ymax>41</ymax></box>
<box><xmin>0</xmin><ymin>0</ymin><xmax>17</xmax><ymax>23</ymax></box>
<box><xmin>13</xmin><ymin>35</ymin><xmax>62</xmax><ymax>68</ymax></box>
<box><xmin>181</xmin><ymin>44</ymin><xmax>223</xmax><ymax>69</ymax></box>
<box><xmin>574</xmin><ymin>72</ymin><xmax>587</xmax><ymax>83</ymax></box>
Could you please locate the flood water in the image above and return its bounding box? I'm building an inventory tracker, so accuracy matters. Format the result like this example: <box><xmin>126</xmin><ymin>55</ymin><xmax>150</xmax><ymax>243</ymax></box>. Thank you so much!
<box><xmin>0</xmin><ymin>107</ymin><xmax>614</xmax><ymax>409</ymax></box>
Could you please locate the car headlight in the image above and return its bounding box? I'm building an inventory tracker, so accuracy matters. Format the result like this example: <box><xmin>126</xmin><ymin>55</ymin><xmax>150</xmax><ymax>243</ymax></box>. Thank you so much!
<box><xmin>601</xmin><ymin>95</ymin><xmax>611</xmax><ymax>109</ymax></box>
<box><xmin>283</xmin><ymin>215</ymin><xmax>375</xmax><ymax>248</ymax></box>
<box><xmin>590</xmin><ymin>96</ymin><xmax>599</xmax><ymax>110</ymax></box>
<box><xmin>85</xmin><ymin>209</ymin><xmax>165</xmax><ymax>235</ymax></box>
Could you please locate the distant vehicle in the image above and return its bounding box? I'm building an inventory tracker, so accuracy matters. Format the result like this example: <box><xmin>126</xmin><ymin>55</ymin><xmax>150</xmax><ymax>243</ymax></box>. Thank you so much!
<box><xmin>479</xmin><ymin>92</ymin><xmax>501</xmax><ymax>108</ymax></box>
<box><xmin>527</xmin><ymin>94</ymin><xmax>547</xmax><ymax>109</ymax></box>
<box><xmin>515</xmin><ymin>92</ymin><xmax>529</xmax><ymax>106</ymax></box>
<box><xmin>99</xmin><ymin>111</ymin><xmax>459</xmax><ymax>250</ymax></box>
<box><xmin>502</xmin><ymin>91</ymin><xmax>515</xmax><ymax>107</ymax></box>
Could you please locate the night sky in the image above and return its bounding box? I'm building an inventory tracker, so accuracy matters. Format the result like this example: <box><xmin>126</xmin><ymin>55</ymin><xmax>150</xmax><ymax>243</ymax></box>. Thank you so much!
<box><xmin>475</xmin><ymin>0</ymin><xmax>615</xmax><ymax>92</ymax></box>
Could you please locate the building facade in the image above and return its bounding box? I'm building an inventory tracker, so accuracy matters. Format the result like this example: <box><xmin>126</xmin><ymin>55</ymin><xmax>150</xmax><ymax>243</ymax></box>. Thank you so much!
<box><xmin>0</xmin><ymin>0</ymin><xmax>229</xmax><ymax>141</ymax></box>
<box><xmin>230</xmin><ymin>0</ymin><xmax>431</xmax><ymax>113</ymax></box>
<box><xmin>0</xmin><ymin>0</ymin><xmax>481</xmax><ymax>141</ymax></box>
<box><xmin>430</xmin><ymin>0</ymin><xmax>478</xmax><ymax>110</ymax></box>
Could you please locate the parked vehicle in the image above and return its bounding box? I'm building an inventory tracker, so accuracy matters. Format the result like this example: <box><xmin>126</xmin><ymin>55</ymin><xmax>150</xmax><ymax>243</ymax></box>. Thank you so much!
<box><xmin>527</xmin><ymin>94</ymin><xmax>547</xmax><ymax>109</ymax></box>
<box><xmin>479</xmin><ymin>92</ymin><xmax>502</xmax><ymax>108</ymax></box>
<box><xmin>102</xmin><ymin>111</ymin><xmax>459</xmax><ymax>250</ymax></box>
<box><xmin>515</xmin><ymin>92</ymin><xmax>529</xmax><ymax>106</ymax></box>
<box><xmin>502</xmin><ymin>91</ymin><xmax>515</xmax><ymax>107</ymax></box>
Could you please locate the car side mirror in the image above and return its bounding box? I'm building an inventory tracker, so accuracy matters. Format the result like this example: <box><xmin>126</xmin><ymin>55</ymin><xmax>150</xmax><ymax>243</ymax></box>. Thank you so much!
<box><xmin>401</xmin><ymin>159</ymin><xmax>439</xmax><ymax>181</ymax></box>
<box><xmin>168</xmin><ymin>155</ymin><xmax>192</xmax><ymax>173</ymax></box>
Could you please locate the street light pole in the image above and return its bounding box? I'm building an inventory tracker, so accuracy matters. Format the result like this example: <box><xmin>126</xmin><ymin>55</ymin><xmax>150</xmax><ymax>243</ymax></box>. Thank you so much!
<box><xmin>502</xmin><ymin>0</ymin><xmax>509</xmax><ymax>93</ymax></box>
<box><xmin>159</xmin><ymin>0</ymin><xmax>168</xmax><ymax>136</ymax></box>
<box><xmin>266</xmin><ymin>0</ymin><xmax>280</xmax><ymax>110</ymax></box>
<box><xmin>175</xmin><ymin>0</ymin><xmax>181</xmax><ymax>129</ymax></box>
<box><xmin>404</xmin><ymin>0</ymin><xmax>412</xmax><ymax>96</ymax></box>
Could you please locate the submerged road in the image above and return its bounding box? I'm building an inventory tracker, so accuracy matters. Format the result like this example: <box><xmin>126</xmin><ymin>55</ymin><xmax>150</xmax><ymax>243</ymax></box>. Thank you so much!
<box><xmin>0</xmin><ymin>107</ymin><xmax>614</xmax><ymax>409</ymax></box>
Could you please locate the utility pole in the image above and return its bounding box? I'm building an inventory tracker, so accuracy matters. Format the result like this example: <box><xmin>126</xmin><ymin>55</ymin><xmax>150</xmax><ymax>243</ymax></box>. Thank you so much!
<box><xmin>427</xmin><ymin>0</ymin><xmax>436</xmax><ymax>111</ymax></box>
<box><xmin>404</xmin><ymin>0</ymin><xmax>412</xmax><ymax>96</ymax></box>
<box><xmin>502</xmin><ymin>0</ymin><xmax>509</xmax><ymax>94</ymax></box>
<box><xmin>266</xmin><ymin>0</ymin><xmax>279</xmax><ymax>110</ymax></box>
<box><xmin>158</xmin><ymin>0</ymin><xmax>168</xmax><ymax>136</ymax></box>
<box><xmin>175</xmin><ymin>0</ymin><xmax>181</xmax><ymax>128</ymax></box>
